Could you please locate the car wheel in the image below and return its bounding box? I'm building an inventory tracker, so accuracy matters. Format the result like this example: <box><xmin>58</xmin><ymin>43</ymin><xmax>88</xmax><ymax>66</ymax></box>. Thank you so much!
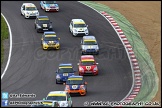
<box><xmin>40</xmin><ymin>5</ymin><xmax>42</xmax><ymax>9</ymax></box>
<box><xmin>56</xmin><ymin>79</ymin><xmax>58</xmax><ymax>84</ymax></box>
<box><xmin>71</xmin><ymin>104</ymin><xmax>73</xmax><ymax>107</ymax></box>
<box><xmin>21</xmin><ymin>12</ymin><xmax>23</xmax><ymax>16</ymax></box>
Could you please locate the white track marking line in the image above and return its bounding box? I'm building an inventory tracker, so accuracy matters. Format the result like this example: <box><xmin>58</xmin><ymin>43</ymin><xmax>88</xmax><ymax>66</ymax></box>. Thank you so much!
<box><xmin>1</xmin><ymin>13</ymin><xmax>12</xmax><ymax>79</ymax></box>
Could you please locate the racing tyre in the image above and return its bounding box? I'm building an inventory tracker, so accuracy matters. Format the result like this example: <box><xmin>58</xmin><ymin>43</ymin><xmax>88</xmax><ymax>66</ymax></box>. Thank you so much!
<box><xmin>56</xmin><ymin>79</ymin><xmax>59</xmax><ymax>84</ymax></box>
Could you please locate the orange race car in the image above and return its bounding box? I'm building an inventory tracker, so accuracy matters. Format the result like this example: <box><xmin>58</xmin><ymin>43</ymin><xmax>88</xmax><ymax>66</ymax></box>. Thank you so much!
<box><xmin>77</xmin><ymin>55</ymin><xmax>99</xmax><ymax>76</ymax></box>
<box><xmin>64</xmin><ymin>75</ymin><xmax>87</xmax><ymax>96</ymax></box>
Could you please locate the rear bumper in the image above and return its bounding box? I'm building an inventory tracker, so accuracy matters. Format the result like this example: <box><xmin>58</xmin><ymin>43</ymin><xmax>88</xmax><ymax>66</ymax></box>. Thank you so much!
<box><xmin>37</xmin><ymin>28</ymin><xmax>53</xmax><ymax>32</ymax></box>
<box><xmin>82</xmin><ymin>50</ymin><xmax>99</xmax><ymax>55</ymax></box>
<box><xmin>65</xmin><ymin>90</ymin><xmax>86</xmax><ymax>96</ymax></box>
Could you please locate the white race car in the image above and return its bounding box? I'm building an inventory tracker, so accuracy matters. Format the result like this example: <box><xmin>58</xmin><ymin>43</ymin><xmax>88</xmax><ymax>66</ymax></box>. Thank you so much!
<box><xmin>69</xmin><ymin>19</ymin><xmax>89</xmax><ymax>36</ymax></box>
<box><xmin>43</xmin><ymin>91</ymin><xmax>73</xmax><ymax>107</ymax></box>
<box><xmin>20</xmin><ymin>3</ymin><xmax>39</xmax><ymax>18</ymax></box>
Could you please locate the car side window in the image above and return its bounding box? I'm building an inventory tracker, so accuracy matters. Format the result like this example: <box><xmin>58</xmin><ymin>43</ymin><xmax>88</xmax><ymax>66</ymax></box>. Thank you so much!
<box><xmin>70</xmin><ymin>21</ymin><xmax>73</xmax><ymax>26</ymax></box>
<box><xmin>23</xmin><ymin>5</ymin><xmax>25</xmax><ymax>10</ymax></box>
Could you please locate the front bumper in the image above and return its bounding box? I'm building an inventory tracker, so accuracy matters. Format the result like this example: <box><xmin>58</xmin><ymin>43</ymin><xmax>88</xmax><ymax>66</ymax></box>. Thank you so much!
<box><xmin>79</xmin><ymin>70</ymin><xmax>98</xmax><ymax>76</ymax></box>
<box><xmin>65</xmin><ymin>89</ymin><xmax>86</xmax><ymax>96</ymax></box>
<box><xmin>73</xmin><ymin>31</ymin><xmax>89</xmax><ymax>36</ymax></box>
<box><xmin>56</xmin><ymin>78</ymin><xmax>68</xmax><ymax>83</ymax></box>
<box><xmin>25</xmin><ymin>14</ymin><xmax>39</xmax><ymax>18</ymax></box>
<box><xmin>45</xmin><ymin>8</ymin><xmax>59</xmax><ymax>11</ymax></box>
<box><xmin>43</xmin><ymin>44</ymin><xmax>60</xmax><ymax>50</ymax></box>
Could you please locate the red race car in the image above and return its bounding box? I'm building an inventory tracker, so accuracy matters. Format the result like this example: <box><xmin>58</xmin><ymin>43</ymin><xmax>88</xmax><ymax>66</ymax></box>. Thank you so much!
<box><xmin>78</xmin><ymin>55</ymin><xmax>99</xmax><ymax>76</ymax></box>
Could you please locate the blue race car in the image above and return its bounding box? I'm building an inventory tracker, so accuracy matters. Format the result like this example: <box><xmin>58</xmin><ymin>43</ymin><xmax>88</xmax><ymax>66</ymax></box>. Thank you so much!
<box><xmin>56</xmin><ymin>63</ymin><xmax>76</xmax><ymax>84</ymax></box>
<box><xmin>40</xmin><ymin>1</ymin><xmax>59</xmax><ymax>12</ymax></box>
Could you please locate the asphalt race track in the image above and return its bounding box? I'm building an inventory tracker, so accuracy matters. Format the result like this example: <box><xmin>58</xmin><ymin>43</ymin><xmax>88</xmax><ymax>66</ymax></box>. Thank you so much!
<box><xmin>1</xmin><ymin>1</ymin><xmax>132</xmax><ymax>107</ymax></box>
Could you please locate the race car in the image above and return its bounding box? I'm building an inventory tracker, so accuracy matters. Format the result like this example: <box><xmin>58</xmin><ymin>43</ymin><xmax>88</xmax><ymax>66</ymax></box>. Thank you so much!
<box><xmin>64</xmin><ymin>75</ymin><xmax>87</xmax><ymax>96</ymax></box>
<box><xmin>78</xmin><ymin>55</ymin><xmax>99</xmax><ymax>76</ymax></box>
<box><xmin>69</xmin><ymin>19</ymin><xmax>89</xmax><ymax>36</ymax></box>
<box><xmin>40</xmin><ymin>1</ymin><xmax>59</xmax><ymax>12</ymax></box>
<box><xmin>34</xmin><ymin>16</ymin><xmax>53</xmax><ymax>33</ymax></box>
<box><xmin>41</xmin><ymin>31</ymin><xmax>60</xmax><ymax>50</ymax></box>
<box><xmin>43</xmin><ymin>91</ymin><xmax>73</xmax><ymax>107</ymax></box>
<box><xmin>81</xmin><ymin>36</ymin><xmax>99</xmax><ymax>55</ymax></box>
<box><xmin>56</xmin><ymin>63</ymin><xmax>76</xmax><ymax>84</ymax></box>
<box><xmin>31</xmin><ymin>100</ymin><xmax>60</xmax><ymax>107</ymax></box>
<box><xmin>20</xmin><ymin>3</ymin><xmax>39</xmax><ymax>18</ymax></box>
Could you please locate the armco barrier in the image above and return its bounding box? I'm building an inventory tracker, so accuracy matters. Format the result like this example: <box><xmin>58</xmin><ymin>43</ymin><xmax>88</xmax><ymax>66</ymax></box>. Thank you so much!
<box><xmin>100</xmin><ymin>11</ymin><xmax>142</xmax><ymax>103</ymax></box>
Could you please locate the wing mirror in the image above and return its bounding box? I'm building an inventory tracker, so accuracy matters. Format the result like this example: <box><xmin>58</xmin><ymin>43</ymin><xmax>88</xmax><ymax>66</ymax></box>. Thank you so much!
<box><xmin>84</xmin><ymin>82</ymin><xmax>88</xmax><ymax>85</ymax></box>
<box><xmin>43</xmin><ymin>98</ymin><xmax>46</xmax><ymax>100</ymax></box>
<box><xmin>96</xmin><ymin>63</ymin><xmax>99</xmax><ymax>65</ymax></box>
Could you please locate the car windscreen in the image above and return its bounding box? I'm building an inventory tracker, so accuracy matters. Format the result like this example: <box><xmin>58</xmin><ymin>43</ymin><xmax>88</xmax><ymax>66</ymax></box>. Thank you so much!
<box><xmin>44</xmin><ymin>37</ymin><xmax>58</xmax><ymax>41</ymax></box>
<box><xmin>81</xmin><ymin>61</ymin><xmax>94</xmax><ymax>66</ymax></box>
<box><xmin>58</xmin><ymin>68</ymin><xmax>74</xmax><ymax>73</ymax></box>
<box><xmin>83</xmin><ymin>41</ymin><xmax>97</xmax><ymax>45</ymax></box>
<box><xmin>45</xmin><ymin>1</ymin><xmax>56</xmax><ymax>4</ymax></box>
<box><xmin>74</xmin><ymin>24</ymin><xmax>86</xmax><ymax>27</ymax></box>
<box><xmin>39</xmin><ymin>20</ymin><xmax>50</xmax><ymax>24</ymax></box>
<box><xmin>26</xmin><ymin>7</ymin><xmax>37</xmax><ymax>11</ymax></box>
<box><xmin>47</xmin><ymin>96</ymin><xmax>66</xmax><ymax>101</ymax></box>
<box><xmin>66</xmin><ymin>80</ymin><xmax>84</xmax><ymax>85</ymax></box>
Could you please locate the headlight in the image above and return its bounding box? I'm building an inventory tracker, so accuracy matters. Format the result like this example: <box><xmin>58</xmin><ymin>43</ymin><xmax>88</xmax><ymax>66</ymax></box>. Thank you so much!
<box><xmin>49</xmin><ymin>25</ymin><xmax>52</xmax><ymax>28</ymax></box>
<box><xmin>85</xmin><ymin>28</ymin><xmax>88</xmax><ymax>32</ymax></box>
<box><xmin>93</xmin><ymin>67</ymin><xmax>98</xmax><ymax>72</ymax></box>
<box><xmin>37</xmin><ymin>24</ymin><xmax>41</xmax><ymax>28</ymax></box>
<box><xmin>80</xmin><ymin>86</ymin><xmax>85</xmax><ymax>90</ymax></box>
<box><xmin>56</xmin><ymin>75</ymin><xmax>60</xmax><ymax>79</ymax></box>
<box><xmin>43</xmin><ymin>42</ymin><xmax>47</xmax><ymax>45</ymax></box>
<box><xmin>65</xmin><ymin>85</ymin><xmax>69</xmax><ymax>91</ymax></box>
<box><xmin>56</xmin><ymin>43</ymin><xmax>60</xmax><ymax>46</ymax></box>
<box><xmin>79</xmin><ymin>67</ymin><xmax>84</xmax><ymax>72</ymax></box>
<box><xmin>73</xmin><ymin>29</ymin><xmax>77</xmax><ymax>32</ymax></box>
<box><xmin>61</xmin><ymin>102</ymin><xmax>68</xmax><ymax>107</ymax></box>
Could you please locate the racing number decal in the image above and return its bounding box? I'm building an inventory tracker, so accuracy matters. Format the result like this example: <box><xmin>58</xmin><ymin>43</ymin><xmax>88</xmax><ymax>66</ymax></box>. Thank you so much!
<box><xmin>63</xmin><ymin>73</ymin><xmax>68</xmax><ymax>76</ymax></box>
<box><xmin>86</xmin><ymin>66</ymin><xmax>91</xmax><ymax>71</ymax></box>
<box><xmin>72</xmin><ymin>85</ymin><xmax>78</xmax><ymax>89</ymax></box>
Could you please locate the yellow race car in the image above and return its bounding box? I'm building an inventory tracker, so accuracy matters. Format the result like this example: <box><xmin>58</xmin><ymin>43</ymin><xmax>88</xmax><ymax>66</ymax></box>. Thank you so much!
<box><xmin>41</xmin><ymin>31</ymin><xmax>60</xmax><ymax>50</ymax></box>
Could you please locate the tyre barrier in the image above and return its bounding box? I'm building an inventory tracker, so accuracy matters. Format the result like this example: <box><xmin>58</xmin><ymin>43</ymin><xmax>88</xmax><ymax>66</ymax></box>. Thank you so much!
<box><xmin>100</xmin><ymin>11</ymin><xmax>142</xmax><ymax>103</ymax></box>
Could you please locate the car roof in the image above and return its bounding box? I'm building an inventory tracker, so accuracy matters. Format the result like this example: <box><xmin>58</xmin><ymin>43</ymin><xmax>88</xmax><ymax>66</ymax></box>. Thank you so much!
<box><xmin>81</xmin><ymin>55</ymin><xmax>95</xmax><ymax>61</ymax></box>
<box><xmin>37</xmin><ymin>16</ymin><xmax>49</xmax><ymax>20</ymax></box>
<box><xmin>23</xmin><ymin>3</ymin><xmax>36</xmax><ymax>7</ymax></box>
<box><xmin>44</xmin><ymin>31</ymin><xmax>56</xmax><ymax>34</ymax></box>
<box><xmin>59</xmin><ymin>63</ymin><xmax>72</xmax><ymax>67</ymax></box>
<box><xmin>72</xmin><ymin>19</ymin><xmax>85</xmax><ymax>24</ymax></box>
<box><xmin>48</xmin><ymin>91</ymin><xmax>67</xmax><ymax>96</ymax></box>
<box><xmin>83</xmin><ymin>36</ymin><xmax>96</xmax><ymax>40</ymax></box>
<box><xmin>44</xmin><ymin>32</ymin><xmax>56</xmax><ymax>37</ymax></box>
<box><xmin>68</xmin><ymin>75</ymin><xmax>83</xmax><ymax>80</ymax></box>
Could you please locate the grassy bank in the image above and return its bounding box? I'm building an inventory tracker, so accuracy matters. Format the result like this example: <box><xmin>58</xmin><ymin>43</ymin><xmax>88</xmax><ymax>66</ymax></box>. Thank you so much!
<box><xmin>1</xmin><ymin>15</ymin><xmax>9</xmax><ymax>64</ymax></box>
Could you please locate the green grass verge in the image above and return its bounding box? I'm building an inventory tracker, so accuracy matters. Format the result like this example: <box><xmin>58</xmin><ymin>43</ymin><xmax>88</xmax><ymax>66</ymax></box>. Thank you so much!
<box><xmin>1</xmin><ymin>15</ymin><xmax>9</xmax><ymax>64</ymax></box>
<box><xmin>79</xmin><ymin>1</ymin><xmax>159</xmax><ymax>103</ymax></box>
